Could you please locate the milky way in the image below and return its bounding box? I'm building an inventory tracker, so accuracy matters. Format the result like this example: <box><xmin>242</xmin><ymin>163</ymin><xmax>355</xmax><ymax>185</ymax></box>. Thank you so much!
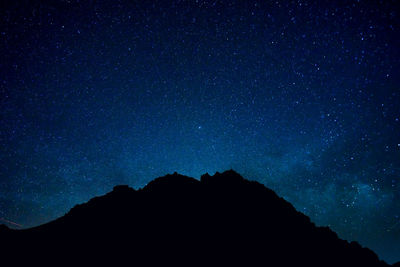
<box><xmin>0</xmin><ymin>0</ymin><xmax>399</xmax><ymax>263</ymax></box>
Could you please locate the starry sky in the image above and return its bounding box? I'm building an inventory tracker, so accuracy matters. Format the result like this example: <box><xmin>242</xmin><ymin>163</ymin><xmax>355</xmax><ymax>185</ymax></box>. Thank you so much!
<box><xmin>0</xmin><ymin>0</ymin><xmax>399</xmax><ymax>263</ymax></box>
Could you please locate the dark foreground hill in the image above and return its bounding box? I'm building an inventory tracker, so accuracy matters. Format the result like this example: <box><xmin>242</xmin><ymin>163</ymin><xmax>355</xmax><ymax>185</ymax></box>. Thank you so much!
<box><xmin>0</xmin><ymin>170</ymin><xmax>392</xmax><ymax>266</ymax></box>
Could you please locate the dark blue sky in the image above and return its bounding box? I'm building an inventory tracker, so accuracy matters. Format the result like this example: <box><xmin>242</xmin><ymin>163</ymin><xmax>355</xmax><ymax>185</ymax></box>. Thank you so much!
<box><xmin>0</xmin><ymin>0</ymin><xmax>399</xmax><ymax>263</ymax></box>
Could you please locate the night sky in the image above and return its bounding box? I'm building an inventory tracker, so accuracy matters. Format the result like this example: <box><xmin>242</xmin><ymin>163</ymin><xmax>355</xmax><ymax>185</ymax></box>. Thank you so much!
<box><xmin>0</xmin><ymin>0</ymin><xmax>399</xmax><ymax>263</ymax></box>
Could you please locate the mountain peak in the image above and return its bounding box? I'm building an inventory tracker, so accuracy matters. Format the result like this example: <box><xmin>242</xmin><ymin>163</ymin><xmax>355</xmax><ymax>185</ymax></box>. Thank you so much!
<box><xmin>201</xmin><ymin>169</ymin><xmax>244</xmax><ymax>183</ymax></box>
<box><xmin>143</xmin><ymin>172</ymin><xmax>199</xmax><ymax>192</ymax></box>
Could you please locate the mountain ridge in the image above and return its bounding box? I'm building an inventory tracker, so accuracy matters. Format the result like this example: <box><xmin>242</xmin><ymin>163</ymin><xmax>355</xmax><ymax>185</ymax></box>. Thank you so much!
<box><xmin>0</xmin><ymin>170</ymin><xmax>392</xmax><ymax>266</ymax></box>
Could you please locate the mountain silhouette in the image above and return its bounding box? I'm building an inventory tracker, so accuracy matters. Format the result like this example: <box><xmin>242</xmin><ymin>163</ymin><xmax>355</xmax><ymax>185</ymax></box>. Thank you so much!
<box><xmin>0</xmin><ymin>170</ymin><xmax>392</xmax><ymax>266</ymax></box>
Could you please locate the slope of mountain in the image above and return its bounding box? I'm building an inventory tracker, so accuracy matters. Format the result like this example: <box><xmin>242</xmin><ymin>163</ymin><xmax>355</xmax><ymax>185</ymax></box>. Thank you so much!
<box><xmin>0</xmin><ymin>170</ymin><xmax>391</xmax><ymax>266</ymax></box>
